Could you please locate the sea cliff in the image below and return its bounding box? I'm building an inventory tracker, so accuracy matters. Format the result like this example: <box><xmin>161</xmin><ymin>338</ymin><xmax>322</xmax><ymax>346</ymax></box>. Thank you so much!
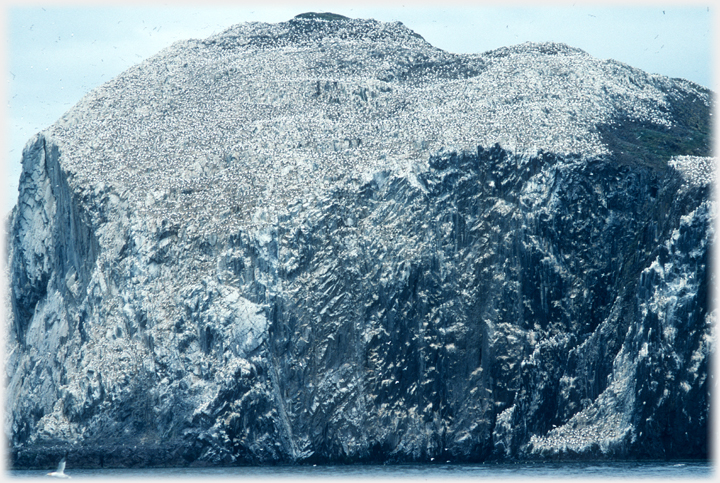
<box><xmin>6</xmin><ymin>14</ymin><xmax>713</xmax><ymax>468</ymax></box>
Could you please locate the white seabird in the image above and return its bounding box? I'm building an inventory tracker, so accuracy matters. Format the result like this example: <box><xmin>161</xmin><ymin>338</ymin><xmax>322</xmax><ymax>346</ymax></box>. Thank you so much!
<box><xmin>47</xmin><ymin>458</ymin><xmax>71</xmax><ymax>478</ymax></box>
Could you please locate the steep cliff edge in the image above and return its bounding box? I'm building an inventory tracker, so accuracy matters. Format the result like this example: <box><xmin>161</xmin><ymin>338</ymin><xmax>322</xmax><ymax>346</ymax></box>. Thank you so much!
<box><xmin>5</xmin><ymin>14</ymin><xmax>714</xmax><ymax>468</ymax></box>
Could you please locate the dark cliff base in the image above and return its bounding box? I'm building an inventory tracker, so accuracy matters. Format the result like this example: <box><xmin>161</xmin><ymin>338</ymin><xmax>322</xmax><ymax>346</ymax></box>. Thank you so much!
<box><xmin>7</xmin><ymin>142</ymin><xmax>712</xmax><ymax>469</ymax></box>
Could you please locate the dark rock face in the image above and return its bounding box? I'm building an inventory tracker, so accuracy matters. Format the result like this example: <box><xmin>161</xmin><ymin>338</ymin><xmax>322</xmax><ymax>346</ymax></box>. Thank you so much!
<box><xmin>5</xmin><ymin>14</ymin><xmax>714</xmax><ymax>469</ymax></box>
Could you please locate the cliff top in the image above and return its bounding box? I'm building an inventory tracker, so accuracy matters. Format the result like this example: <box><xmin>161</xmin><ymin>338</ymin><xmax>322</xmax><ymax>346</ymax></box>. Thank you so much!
<box><xmin>37</xmin><ymin>15</ymin><xmax>711</xmax><ymax>236</ymax></box>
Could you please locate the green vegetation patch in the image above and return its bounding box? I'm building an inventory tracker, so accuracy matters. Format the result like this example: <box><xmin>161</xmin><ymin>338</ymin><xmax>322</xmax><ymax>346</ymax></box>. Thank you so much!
<box><xmin>597</xmin><ymin>88</ymin><xmax>712</xmax><ymax>170</ymax></box>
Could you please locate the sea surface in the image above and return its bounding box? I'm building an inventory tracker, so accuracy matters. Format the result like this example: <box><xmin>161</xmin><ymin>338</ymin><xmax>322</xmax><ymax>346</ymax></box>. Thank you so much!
<box><xmin>6</xmin><ymin>460</ymin><xmax>713</xmax><ymax>480</ymax></box>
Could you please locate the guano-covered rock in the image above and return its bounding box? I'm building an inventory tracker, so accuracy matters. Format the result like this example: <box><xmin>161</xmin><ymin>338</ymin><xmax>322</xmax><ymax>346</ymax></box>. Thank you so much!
<box><xmin>5</xmin><ymin>14</ymin><xmax>714</xmax><ymax>468</ymax></box>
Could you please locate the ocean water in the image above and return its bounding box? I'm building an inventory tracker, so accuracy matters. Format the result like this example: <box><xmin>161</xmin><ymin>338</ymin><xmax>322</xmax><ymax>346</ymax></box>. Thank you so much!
<box><xmin>6</xmin><ymin>461</ymin><xmax>713</xmax><ymax>480</ymax></box>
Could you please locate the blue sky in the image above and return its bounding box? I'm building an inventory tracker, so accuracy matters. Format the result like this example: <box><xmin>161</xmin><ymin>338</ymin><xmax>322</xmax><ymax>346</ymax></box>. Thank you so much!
<box><xmin>3</xmin><ymin>3</ymin><xmax>715</xmax><ymax>214</ymax></box>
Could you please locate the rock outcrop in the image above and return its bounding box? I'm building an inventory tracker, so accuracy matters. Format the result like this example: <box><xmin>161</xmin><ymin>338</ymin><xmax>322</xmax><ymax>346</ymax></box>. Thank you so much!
<box><xmin>5</xmin><ymin>14</ymin><xmax>714</xmax><ymax>468</ymax></box>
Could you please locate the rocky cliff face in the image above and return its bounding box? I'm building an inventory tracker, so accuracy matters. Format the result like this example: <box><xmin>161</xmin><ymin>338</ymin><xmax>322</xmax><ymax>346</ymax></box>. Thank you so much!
<box><xmin>5</xmin><ymin>14</ymin><xmax>714</xmax><ymax>468</ymax></box>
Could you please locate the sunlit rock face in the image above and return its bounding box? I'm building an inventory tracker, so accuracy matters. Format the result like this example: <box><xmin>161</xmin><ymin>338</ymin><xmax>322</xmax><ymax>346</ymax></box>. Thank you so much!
<box><xmin>5</xmin><ymin>13</ymin><xmax>714</xmax><ymax>468</ymax></box>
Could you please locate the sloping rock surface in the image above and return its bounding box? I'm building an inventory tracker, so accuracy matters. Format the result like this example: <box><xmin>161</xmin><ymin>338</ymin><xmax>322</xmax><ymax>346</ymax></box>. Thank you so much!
<box><xmin>5</xmin><ymin>14</ymin><xmax>714</xmax><ymax>468</ymax></box>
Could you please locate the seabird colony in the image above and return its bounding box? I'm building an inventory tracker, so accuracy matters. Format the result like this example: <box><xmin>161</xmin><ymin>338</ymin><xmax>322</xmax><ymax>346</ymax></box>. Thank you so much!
<box><xmin>45</xmin><ymin>17</ymin><xmax>708</xmax><ymax>241</ymax></box>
